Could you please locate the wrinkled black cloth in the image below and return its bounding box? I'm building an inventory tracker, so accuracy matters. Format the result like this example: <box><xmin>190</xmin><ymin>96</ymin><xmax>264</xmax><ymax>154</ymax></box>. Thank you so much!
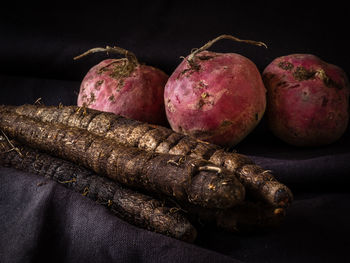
<box><xmin>1</xmin><ymin>156</ymin><xmax>350</xmax><ymax>263</ymax></box>
<box><xmin>0</xmin><ymin>167</ymin><xmax>239</xmax><ymax>263</ymax></box>
<box><xmin>1</xmin><ymin>1</ymin><xmax>350</xmax><ymax>262</ymax></box>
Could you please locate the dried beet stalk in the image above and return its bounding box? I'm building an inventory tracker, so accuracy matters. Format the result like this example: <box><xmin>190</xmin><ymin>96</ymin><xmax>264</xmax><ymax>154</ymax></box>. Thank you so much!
<box><xmin>0</xmin><ymin>110</ymin><xmax>245</xmax><ymax>209</ymax></box>
<box><xmin>0</xmin><ymin>138</ymin><xmax>197</xmax><ymax>242</ymax></box>
<box><xmin>4</xmin><ymin>104</ymin><xmax>292</xmax><ymax>207</ymax></box>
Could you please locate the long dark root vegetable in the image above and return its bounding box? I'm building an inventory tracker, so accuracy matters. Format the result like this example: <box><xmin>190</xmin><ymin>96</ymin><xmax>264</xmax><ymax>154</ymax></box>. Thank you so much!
<box><xmin>185</xmin><ymin>202</ymin><xmax>285</xmax><ymax>233</ymax></box>
<box><xmin>0</xmin><ymin>110</ymin><xmax>245</xmax><ymax>209</ymax></box>
<box><xmin>0</xmin><ymin>137</ymin><xmax>284</xmax><ymax>234</ymax></box>
<box><xmin>3</xmin><ymin>104</ymin><xmax>292</xmax><ymax>208</ymax></box>
<box><xmin>0</xmin><ymin>137</ymin><xmax>197</xmax><ymax>242</ymax></box>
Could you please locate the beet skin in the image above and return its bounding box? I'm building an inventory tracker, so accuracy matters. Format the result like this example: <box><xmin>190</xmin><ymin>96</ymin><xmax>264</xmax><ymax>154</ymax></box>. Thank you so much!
<box><xmin>77</xmin><ymin>59</ymin><xmax>169</xmax><ymax>125</ymax></box>
<box><xmin>263</xmin><ymin>54</ymin><xmax>350</xmax><ymax>146</ymax></box>
<box><xmin>164</xmin><ymin>51</ymin><xmax>266</xmax><ymax>147</ymax></box>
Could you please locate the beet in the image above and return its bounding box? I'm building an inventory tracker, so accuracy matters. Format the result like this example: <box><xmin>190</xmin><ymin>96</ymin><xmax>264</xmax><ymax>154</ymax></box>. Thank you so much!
<box><xmin>75</xmin><ymin>46</ymin><xmax>168</xmax><ymax>125</ymax></box>
<box><xmin>263</xmin><ymin>54</ymin><xmax>350</xmax><ymax>146</ymax></box>
<box><xmin>164</xmin><ymin>35</ymin><xmax>267</xmax><ymax>146</ymax></box>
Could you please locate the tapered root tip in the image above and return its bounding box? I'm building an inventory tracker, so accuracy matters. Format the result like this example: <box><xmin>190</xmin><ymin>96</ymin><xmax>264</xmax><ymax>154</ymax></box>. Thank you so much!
<box><xmin>151</xmin><ymin>207</ymin><xmax>197</xmax><ymax>242</ymax></box>
<box><xmin>176</xmin><ymin>223</ymin><xmax>198</xmax><ymax>243</ymax></box>
<box><xmin>274</xmin><ymin>187</ymin><xmax>294</xmax><ymax>208</ymax></box>
<box><xmin>258</xmin><ymin>42</ymin><xmax>268</xmax><ymax>49</ymax></box>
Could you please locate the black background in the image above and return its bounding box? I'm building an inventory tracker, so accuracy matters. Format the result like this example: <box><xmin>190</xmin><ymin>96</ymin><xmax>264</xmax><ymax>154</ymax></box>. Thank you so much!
<box><xmin>1</xmin><ymin>1</ymin><xmax>350</xmax><ymax>262</ymax></box>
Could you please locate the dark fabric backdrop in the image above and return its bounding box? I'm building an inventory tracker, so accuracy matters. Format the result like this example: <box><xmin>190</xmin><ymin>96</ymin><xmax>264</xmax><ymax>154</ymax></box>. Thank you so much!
<box><xmin>1</xmin><ymin>1</ymin><xmax>350</xmax><ymax>262</ymax></box>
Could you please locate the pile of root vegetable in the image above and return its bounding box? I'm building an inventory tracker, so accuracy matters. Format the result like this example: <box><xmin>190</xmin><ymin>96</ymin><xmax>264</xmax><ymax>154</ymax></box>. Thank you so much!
<box><xmin>0</xmin><ymin>104</ymin><xmax>292</xmax><ymax>242</ymax></box>
<box><xmin>2</xmin><ymin>34</ymin><xmax>348</xmax><ymax>242</ymax></box>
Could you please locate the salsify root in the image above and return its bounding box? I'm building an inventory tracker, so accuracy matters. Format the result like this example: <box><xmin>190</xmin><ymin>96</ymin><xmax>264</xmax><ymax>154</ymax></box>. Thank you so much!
<box><xmin>1</xmin><ymin>104</ymin><xmax>293</xmax><ymax>208</ymax></box>
<box><xmin>0</xmin><ymin>138</ymin><xmax>285</xmax><ymax>234</ymax></box>
<box><xmin>0</xmin><ymin>138</ymin><xmax>197</xmax><ymax>242</ymax></box>
<box><xmin>0</xmin><ymin>110</ymin><xmax>245</xmax><ymax>209</ymax></box>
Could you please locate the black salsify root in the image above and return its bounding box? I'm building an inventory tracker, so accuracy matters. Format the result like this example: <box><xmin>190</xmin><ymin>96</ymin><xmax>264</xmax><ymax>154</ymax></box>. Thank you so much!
<box><xmin>0</xmin><ymin>138</ymin><xmax>197</xmax><ymax>242</ymax></box>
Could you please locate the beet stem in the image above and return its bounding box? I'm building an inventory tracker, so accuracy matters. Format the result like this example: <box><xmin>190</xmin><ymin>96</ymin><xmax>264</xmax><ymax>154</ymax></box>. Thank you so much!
<box><xmin>73</xmin><ymin>45</ymin><xmax>138</xmax><ymax>65</ymax></box>
<box><xmin>188</xmin><ymin>34</ymin><xmax>267</xmax><ymax>62</ymax></box>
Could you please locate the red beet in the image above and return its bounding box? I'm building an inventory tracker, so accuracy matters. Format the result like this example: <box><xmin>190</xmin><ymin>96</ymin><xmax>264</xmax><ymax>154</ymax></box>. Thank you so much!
<box><xmin>164</xmin><ymin>35</ymin><xmax>267</xmax><ymax>146</ymax></box>
<box><xmin>76</xmin><ymin>46</ymin><xmax>168</xmax><ymax>125</ymax></box>
<box><xmin>263</xmin><ymin>54</ymin><xmax>350</xmax><ymax>146</ymax></box>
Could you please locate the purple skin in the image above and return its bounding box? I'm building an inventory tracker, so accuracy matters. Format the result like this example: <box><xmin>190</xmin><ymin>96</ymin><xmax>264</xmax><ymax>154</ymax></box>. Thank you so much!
<box><xmin>164</xmin><ymin>51</ymin><xmax>266</xmax><ymax>146</ymax></box>
<box><xmin>263</xmin><ymin>54</ymin><xmax>350</xmax><ymax>146</ymax></box>
<box><xmin>78</xmin><ymin>59</ymin><xmax>169</xmax><ymax>125</ymax></box>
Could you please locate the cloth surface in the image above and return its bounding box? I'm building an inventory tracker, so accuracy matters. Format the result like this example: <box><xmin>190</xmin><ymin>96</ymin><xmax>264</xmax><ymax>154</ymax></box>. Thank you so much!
<box><xmin>0</xmin><ymin>167</ymin><xmax>238</xmax><ymax>263</ymax></box>
<box><xmin>1</xmin><ymin>1</ymin><xmax>350</xmax><ymax>262</ymax></box>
